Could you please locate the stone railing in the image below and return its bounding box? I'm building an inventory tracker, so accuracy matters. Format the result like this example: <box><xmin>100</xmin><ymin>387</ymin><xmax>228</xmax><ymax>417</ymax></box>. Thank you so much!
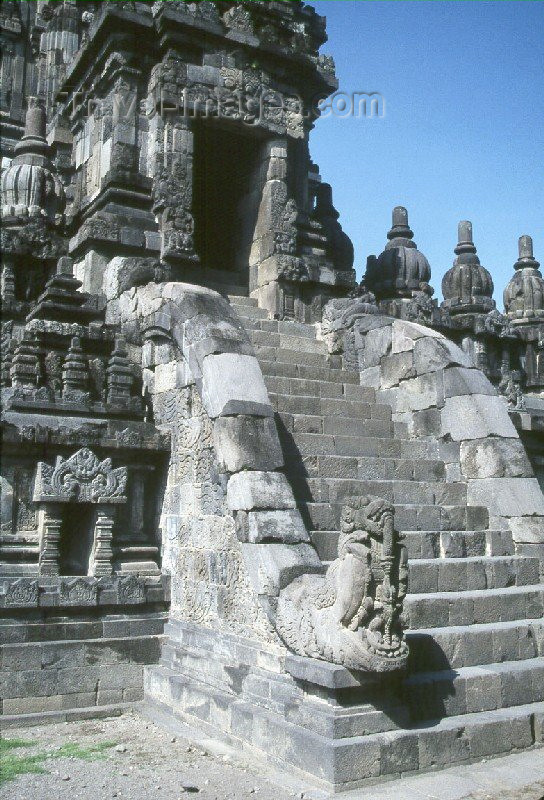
<box><xmin>114</xmin><ymin>281</ymin><xmax>320</xmax><ymax>648</ymax></box>
<box><xmin>112</xmin><ymin>281</ymin><xmax>409</xmax><ymax>671</ymax></box>
<box><xmin>351</xmin><ymin>314</ymin><xmax>544</xmax><ymax>559</ymax></box>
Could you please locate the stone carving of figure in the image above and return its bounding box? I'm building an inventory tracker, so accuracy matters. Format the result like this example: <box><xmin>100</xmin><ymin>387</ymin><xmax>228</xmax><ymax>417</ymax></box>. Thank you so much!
<box><xmin>276</xmin><ymin>496</ymin><xmax>408</xmax><ymax>672</ymax></box>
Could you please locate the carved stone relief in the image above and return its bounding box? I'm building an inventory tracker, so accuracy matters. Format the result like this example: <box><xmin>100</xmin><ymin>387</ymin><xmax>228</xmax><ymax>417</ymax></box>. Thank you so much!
<box><xmin>34</xmin><ymin>448</ymin><xmax>128</xmax><ymax>504</ymax></box>
<box><xmin>276</xmin><ymin>496</ymin><xmax>408</xmax><ymax>671</ymax></box>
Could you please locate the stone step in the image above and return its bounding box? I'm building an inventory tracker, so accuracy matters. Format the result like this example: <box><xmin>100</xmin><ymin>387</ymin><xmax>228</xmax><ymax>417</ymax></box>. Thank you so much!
<box><xmin>403</xmin><ymin>657</ymin><xmax>544</xmax><ymax>722</ymax></box>
<box><xmin>285</xmin><ymin>477</ymin><xmax>468</xmax><ymax>507</ymax></box>
<box><xmin>0</xmin><ymin>614</ymin><xmax>166</xmax><ymax>645</ymax></box>
<box><xmin>278</xmin><ymin>412</ymin><xmax>394</xmax><ymax>438</ymax></box>
<box><xmin>231</xmin><ymin>304</ymin><xmax>270</xmax><ymax>320</ymax></box>
<box><xmin>146</xmin><ymin>664</ymin><xmax>544</xmax><ymax>778</ymax></box>
<box><xmin>406</xmin><ymin>585</ymin><xmax>544</xmax><ymax>630</ymax></box>
<box><xmin>310</xmin><ymin>529</ymin><xmax>513</xmax><ymax>564</ymax></box>
<box><xmin>260</xmin><ymin>359</ymin><xmax>360</xmax><ymax>384</ymax></box>
<box><xmin>404</xmin><ymin>529</ymin><xmax>514</xmax><ymax>560</ymax></box>
<box><xmin>303</xmin><ymin>501</ymin><xmax>488</xmax><ymax>533</ymax></box>
<box><xmin>408</xmin><ymin>556</ymin><xmax>540</xmax><ymax>594</ymax></box>
<box><xmin>206</xmin><ymin>283</ymin><xmax>249</xmax><ymax>298</ymax></box>
<box><xmin>255</xmin><ymin>346</ymin><xmax>335</xmax><ymax>368</ymax></box>
<box><xmin>280</xmin><ymin>431</ymin><xmax>440</xmax><ymax>460</ymax></box>
<box><xmin>228</xmin><ymin>295</ymin><xmax>258</xmax><ymax>307</ymax></box>
<box><xmin>265</xmin><ymin>376</ymin><xmax>378</xmax><ymax>404</ymax></box>
<box><xmin>250</xmin><ymin>329</ymin><xmax>328</xmax><ymax>355</ymax></box>
<box><xmin>271</xmin><ymin>394</ymin><xmax>384</xmax><ymax>421</ymax></box>
<box><xmin>407</xmin><ymin>619</ymin><xmax>544</xmax><ymax>671</ymax></box>
<box><xmin>240</xmin><ymin>316</ymin><xmax>321</xmax><ymax>340</ymax></box>
<box><xmin>301</xmin><ymin>455</ymin><xmax>445</xmax><ymax>483</ymax></box>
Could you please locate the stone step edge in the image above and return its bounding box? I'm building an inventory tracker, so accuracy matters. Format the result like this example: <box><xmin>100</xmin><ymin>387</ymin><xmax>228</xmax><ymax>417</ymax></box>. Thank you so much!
<box><xmin>0</xmin><ymin>701</ymin><xmax>135</xmax><ymax>730</ymax></box>
<box><xmin>411</xmin><ymin>555</ymin><xmax>538</xmax><ymax>567</ymax></box>
<box><xmin>407</xmin><ymin>584</ymin><xmax>544</xmax><ymax>602</ymax></box>
<box><xmin>1</xmin><ymin>633</ymin><xmax>165</xmax><ymax>650</ymax></box>
<box><xmin>145</xmin><ymin>665</ymin><xmax>544</xmax><ymax>770</ymax></box>
<box><xmin>406</xmin><ymin>618</ymin><xmax>544</xmax><ymax>638</ymax></box>
<box><xmin>405</xmin><ymin>655</ymin><xmax>544</xmax><ymax>687</ymax></box>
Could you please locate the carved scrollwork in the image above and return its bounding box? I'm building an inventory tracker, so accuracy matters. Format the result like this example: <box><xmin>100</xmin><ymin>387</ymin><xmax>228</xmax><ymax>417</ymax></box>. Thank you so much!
<box><xmin>5</xmin><ymin>579</ymin><xmax>39</xmax><ymax>606</ymax></box>
<box><xmin>276</xmin><ymin>496</ymin><xmax>408</xmax><ymax>672</ymax></box>
<box><xmin>34</xmin><ymin>448</ymin><xmax>128</xmax><ymax>504</ymax></box>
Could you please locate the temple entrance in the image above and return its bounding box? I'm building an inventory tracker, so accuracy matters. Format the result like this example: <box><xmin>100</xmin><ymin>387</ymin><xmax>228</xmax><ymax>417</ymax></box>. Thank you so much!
<box><xmin>193</xmin><ymin>122</ymin><xmax>265</xmax><ymax>280</ymax></box>
<box><xmin>58</xmin><ymin>505</ymin><xmax>96</xmax><ymax>576</ymax></box>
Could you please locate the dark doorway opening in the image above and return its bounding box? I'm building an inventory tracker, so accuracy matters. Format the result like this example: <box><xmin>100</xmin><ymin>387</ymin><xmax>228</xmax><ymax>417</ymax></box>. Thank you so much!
<box><xmin>59</xmin><ymin>505</ymin><xmax>96</xmax><ymax>575</ymax></box>
<box><xmin>193</xmin><ymin>122</ymin><xmax>265</xmax><ymax>279</ymax></box>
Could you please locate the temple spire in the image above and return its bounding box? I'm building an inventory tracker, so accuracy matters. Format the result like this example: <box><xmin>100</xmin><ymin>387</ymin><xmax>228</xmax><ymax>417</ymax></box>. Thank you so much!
<box><xmin>514</xmin><ymin>235</ymin><xmax>540</xmax><ymax>270</ymax></box>
<box><xmin>441</xmin><ymin>220</ymin><xmax>494</xmax><ymax>313</ymax></box>
<box><xmin>387</xmin><ymin>206</ymin><xmax>414</xmax><ymax>243</ymax></box>
<box><xmin>14</xmin><ymin>97</ymin><xmax>50</xmax><ymax>160</ymax></box>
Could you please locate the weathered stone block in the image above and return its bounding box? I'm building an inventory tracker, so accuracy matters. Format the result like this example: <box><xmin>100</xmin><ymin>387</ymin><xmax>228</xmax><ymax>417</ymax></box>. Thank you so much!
<box><xmin>508</xmin><ymin>516</ymin><xmax>544</xmax><ymax>544</ymax></box>
<box><xmin>213</xmin><ymin>416</ymin><xmax>283</xmax><ymax>473</ymax></box>
<box><xmin>201</xmin><ymin>353</ymin><xmax>271</xmax><ymax>418</ymax></box>
<box><xmin>391</xmin><ymin>320</ymin><xmax>442</xmax><ymax>354</ymax></box>
<box><xmin>241</xmin><ymin>543</ymin><xmax>322</xmax><ymax>596</ymax></box>
<box><xmin>441</xmin><ymin>395</ymin><xmax>518</xmax><ymax>441</ymax></box>
<box><xmin>467</xmin><ymin>478</ymin><xmax>544</xmax><ymax>518</ymax></box>
<box><xmin>362</xmin><ymin>325</ymin><xmax>391</xmax><ymax>368</ymax></box>
<box><xmin>460</xmin><ymin>438</ymin><xmax>534</xmax><ymax>479</ymax></box>
<box><xmin>443</xmin><ymin>366</ymin><xmax>496</xmax><ymax>398</ymax></box>
<box><xmin>227</xmin><ymin>471</ymin><xmax>296</xmax><ymax>512</ymax></box>
<box><xmin>413</xmin><ymin>335</ymin><xmax>474</xmax><ymax>375</ymax></box>
<box><xmin>381</xmin><ymin>351</ymin><xmax>415</xmax><ymax>388</ymax></box>
<box><xmin>381</xmin><ymin>372</ymin><xmax>444</xmax><ymax>412</ymax></box>
<box><xmin>247</xmin><ymin>510</ymin><xmax>309</xmax><ymax>544</ymax></box>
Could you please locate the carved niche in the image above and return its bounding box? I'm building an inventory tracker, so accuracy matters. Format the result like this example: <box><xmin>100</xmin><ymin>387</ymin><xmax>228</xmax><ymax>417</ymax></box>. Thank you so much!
<box><xmin>33</xmin><ymin>447</ymin><xmax>127</xmax><ymax>504</ymax></box>
<box><xmin>33</xmin><ymin>448</ymin><xmax>128</xmax><ymax>577</ymax></box>
<box><xmin>276</xmin><ymin>496</ymin><xmax>409</xmax><ymax>672</ymax></box>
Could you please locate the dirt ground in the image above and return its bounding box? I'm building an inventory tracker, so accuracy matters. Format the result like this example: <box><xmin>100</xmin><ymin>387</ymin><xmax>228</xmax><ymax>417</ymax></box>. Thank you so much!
<box><xmin>1</xmin><ymin>712</ymin><xmax>543</xmax><ymax>800</ymax></box>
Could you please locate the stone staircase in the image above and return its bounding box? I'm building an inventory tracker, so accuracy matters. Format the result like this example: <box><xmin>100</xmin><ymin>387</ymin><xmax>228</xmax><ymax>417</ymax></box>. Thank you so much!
<box><xmin>230</xmin><ymin>294</ymin><xmax>544</xmax><ymax>768</ymax></box>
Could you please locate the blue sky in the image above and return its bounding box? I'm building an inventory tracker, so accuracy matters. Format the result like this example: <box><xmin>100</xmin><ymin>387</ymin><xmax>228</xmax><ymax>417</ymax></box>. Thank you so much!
<box><xmin>309</xmin><ymin>1</ymin><xmax>544</xmax><ymax>304</ymax></box>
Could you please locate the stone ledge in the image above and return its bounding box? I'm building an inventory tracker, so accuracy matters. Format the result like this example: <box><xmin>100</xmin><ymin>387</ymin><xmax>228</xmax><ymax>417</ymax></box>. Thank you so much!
<box><xmin>0</xmin><ymin>575</ymin><xmax>170</xmax><ymax>610</ymax></box>
<box><xmin>0</xmin><ymin>702</ymin><xmax>134</xmax><ymax>731</ymax></box>
<box><xmin>284</xmin><ymin>654</ymin><xmax>379</xmax><ymax>689</ymax></box>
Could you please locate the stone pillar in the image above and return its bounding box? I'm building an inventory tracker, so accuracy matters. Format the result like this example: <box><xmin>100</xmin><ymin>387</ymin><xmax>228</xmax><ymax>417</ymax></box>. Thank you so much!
<box><xmin>38</xmin><ymin>504</ymin><xmax>62</xmax><ymax>575</ymax></box>
<box><xmin>249</xmin><ymin>139</ymin><xmax>302</xmax><ymax>318</ymax></box>
<box><xmin>10</xmin><ymin>331</ymin><xmax>41</xmax><ymax>389</ymax></box>
<box><xmin>1</xmin><ymin>261</ymin><xmax>16</xmax><ymax>304</ymax></box>
<box><xmin>152</xmin><ymin>115</ymin><xmax>198</xmax><ymax>267</ymax></box>
<box><xmin>62</xmin><ymin>336</ymin><xmax>89</xmax><ymax>401</ymax></box>
<box><xmin>90</xmin><ymin>506</ymin><xmax>115</xmax><ymax>577</ymax></box>
<box><xmin>106</xmin><ymin>336</ymin><xmax>133</xmax><ymax>406</ymax></box>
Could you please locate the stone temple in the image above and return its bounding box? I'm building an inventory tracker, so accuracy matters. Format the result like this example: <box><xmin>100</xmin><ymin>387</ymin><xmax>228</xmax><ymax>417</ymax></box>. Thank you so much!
<box><xmin>1</xmin><ymin>1</ymin><xmax>544</xmax><ymax>792</ymax></box>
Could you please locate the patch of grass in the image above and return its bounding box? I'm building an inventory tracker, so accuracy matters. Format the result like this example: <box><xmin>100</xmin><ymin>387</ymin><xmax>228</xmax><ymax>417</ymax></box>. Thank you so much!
<box><xmin>0</xmin><ymin>738</ymin><xmax>34</xmax><ymax>754</ymax></box>
<box><xmin>0</xmin><ymin>737</ymin><xmax>117</xmax><ymax>785</ymax></box>
<box><xmin>0</xmin><ymin>753</ymin><xmax>46</xmax><ymax>785</ymax></box>
<box><xmin>51</xmin><ymin>741</ymin><xmax>117</xmax><ymax>761</ymax></box>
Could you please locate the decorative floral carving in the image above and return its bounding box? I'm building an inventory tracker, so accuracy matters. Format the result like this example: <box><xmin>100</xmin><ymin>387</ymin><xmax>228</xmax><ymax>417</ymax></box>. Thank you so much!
<box><xmin>60</xmin><ymin>578</ymin><xmax>98</xmax><ymax>605</ymax></box>
<box><xmin>276</xmin><ymin>496</ymin><xmax>408</xmax><ymax>672</ymax></box>
<box><xmin>117</xmin><ymin>574</ymin><xmax>146</xmax><ymax>604</ymax></box>
<box><xmin>5</xmin><ymin>579</ymin><xmax>39</xmax><ymax>606</ymax></box>
<box><xmin>277</xmin><ymin>256</ymin><xmax>308</xmax><ymax>283</ymax></box>
<box><xmin>1</xmin><ymin>219</ymin><xmax>65</xmax><ymax>259</ymax></box>
<box><xmin>79</xmin><ymin>214</ymin><xmax>120</xmax><ymax>243</ymax></box>
<box><xmin>34</xmin><ymin>448</ymin><xmax>128</xmax><ymax>503</ymax></box>
<box><xmin>223</xmin><ymin>5</ymin><xmax>254</xmax><ymax>34</ymax></box>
